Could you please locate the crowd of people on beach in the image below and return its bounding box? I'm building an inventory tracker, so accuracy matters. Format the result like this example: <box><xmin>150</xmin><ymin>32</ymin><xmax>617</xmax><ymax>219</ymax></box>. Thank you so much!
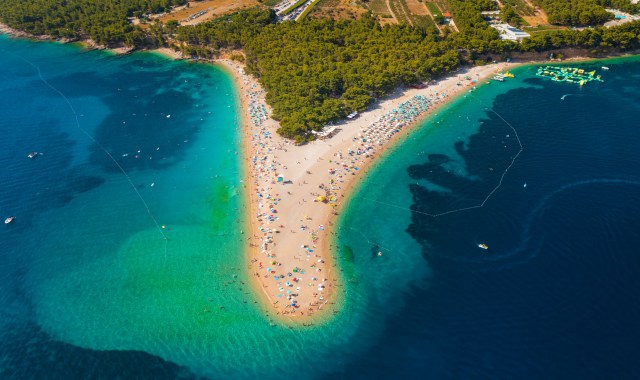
<box><xmin>228</xmin><ymin>58</ymin><xmax>459</xmax><ymax>319</ymax></box>
<box><xmin>359</xmin><ymin>94</ymin><xmax>440</xmax><ymax>147</ymax></box>
<box><xmin>320</xmin><ymin>94</ymin><xmax>449</xmax><ymax>209</ymax></box>
<box><xmin>231</xmin><ymin>61</ymin><xmax>331</xmax><ymax>318</ymax></box>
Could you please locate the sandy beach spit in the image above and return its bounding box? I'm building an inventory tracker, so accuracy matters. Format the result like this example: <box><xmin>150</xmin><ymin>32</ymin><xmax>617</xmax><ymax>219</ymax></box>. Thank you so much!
<box><xmin>218</xmin><ymin>58</ymin><xmax>512</xmax><ymax>324</ymax></box>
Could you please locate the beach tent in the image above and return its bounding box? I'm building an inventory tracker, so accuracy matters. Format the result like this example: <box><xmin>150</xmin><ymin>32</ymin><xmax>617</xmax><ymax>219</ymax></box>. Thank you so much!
<box><xmin>277</xmin><ymin>173</ymin><xmax>284</xmax><ymax>182</ymax></box>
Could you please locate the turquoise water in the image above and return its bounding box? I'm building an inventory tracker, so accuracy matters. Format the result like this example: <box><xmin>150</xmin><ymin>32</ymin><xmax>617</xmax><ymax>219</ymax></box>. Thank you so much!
<box><xmin>0</xmin><ymin>36</ymin><xmax>369</xmax><ymax>379</ymax></box>
<box><xmin>3</xmin><ymin>33</ymin><xmax>639</xmax><ymax>379</ymax></box>
<box><xmin>1</xmin><ymin>34</ymin><xmax>438</xmax><ymax>380</ymax></box>
<box><xmin>333</xmin><ymin>56</ymin><xmax>640</xmax><ymax>378</ymax></box>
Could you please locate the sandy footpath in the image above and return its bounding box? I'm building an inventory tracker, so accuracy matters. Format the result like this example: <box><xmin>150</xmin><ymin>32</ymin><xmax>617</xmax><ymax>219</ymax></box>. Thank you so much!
<box><xmin>219</xmin><ymin>58</ymin><xmax>512</xmax><ymax>324</ymax></box>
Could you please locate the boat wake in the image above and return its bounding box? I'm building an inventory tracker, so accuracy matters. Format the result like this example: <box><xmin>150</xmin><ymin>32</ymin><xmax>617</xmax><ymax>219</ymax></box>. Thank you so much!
<box><xmin>420</xmin><ymin>178</ymin><xmax>640</xmax><ymax>267</ymax></box>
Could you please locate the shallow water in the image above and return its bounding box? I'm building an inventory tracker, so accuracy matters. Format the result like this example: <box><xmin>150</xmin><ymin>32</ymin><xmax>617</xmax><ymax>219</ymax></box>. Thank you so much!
<box><xmin>332</xmin><ymin>56</ymin><xmax>640</xmax><ymax>379</ymax></box>
<box><xmin>0</xmin><ymin>36</ymin><xmax>376</xmax><ymax>379</ymax></box>
<box><xmin>2</xmin><ymin>34</ymin><xmax>639</xmax><ymax>379</ymax></box>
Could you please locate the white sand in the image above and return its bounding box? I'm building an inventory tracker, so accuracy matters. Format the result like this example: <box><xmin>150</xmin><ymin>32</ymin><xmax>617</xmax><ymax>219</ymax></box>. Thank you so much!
<box><xmin>219</xmin><ymin>59</ymin><xmax>512</xmax><ymax>322</ymax></box>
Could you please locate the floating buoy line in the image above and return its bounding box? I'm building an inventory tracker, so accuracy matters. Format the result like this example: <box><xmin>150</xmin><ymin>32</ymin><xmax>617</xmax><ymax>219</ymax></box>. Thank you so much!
<box><xmin>2</xmin><ymin>48</ymin><xmax>169</xmax><ymax>263</ymax></box>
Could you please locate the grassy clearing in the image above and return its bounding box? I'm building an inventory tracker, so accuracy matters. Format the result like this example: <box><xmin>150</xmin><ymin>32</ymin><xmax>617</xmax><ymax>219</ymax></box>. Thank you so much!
<box><xmin>524</xmin><ymin>24</ymin><xmax>567</xmax><ymax>33</ymax></box>
<box><xmin>425</xmin><ymin>2</ymin><xmax>442</xmax><ymax>18</ymax></box>
<box><xmin>412</xmin><ymin>14</ymin><xmax>436</xmax><ymax>29</ymax></box>
<box><xmin>502</xmin><ymin>0</ymin><xmax>536</xmax><ymax>16</ymax></box>
<box><xmin>432</xmin><ymin>0</ymin><xmax>450</xmax><ymax>13</ymax></box>
<box><xmin>298</xmin><ymin>0</ymin><xmax>322</xmax><ymax>19</ymax></box>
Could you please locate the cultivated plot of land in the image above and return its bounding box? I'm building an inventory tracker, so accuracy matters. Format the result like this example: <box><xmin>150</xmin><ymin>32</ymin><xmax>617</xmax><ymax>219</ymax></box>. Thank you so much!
<box><xmin>307</xmin><ymin>0</ymin><xmax>368</xmax><ymax>20</ymax></box>
<box><xmin>421</xmin><ymin>1</ymin><xmax>455</xmax><ymax>33</ymax></box>
<box><xmin>156</xmin><ymin>0</ymin><xmax>259</xmax><ymax>25</ymax></box>
<box><xmin>388</xmin><ymin>0</ymin><xmax>413</xmax><ymax>25</ymax></box>
<box><xmin>401</xmin><ymin>0</ymin><xmax>437</xmax><ymax>29</ymax></box>
<box><xmin>368</xmin><ymin>0</ymin><xmax>397</xmax><ymax>24</ymax></box>
<box><xmin>367</xmin><ymin>0</ymin><xmax>440</xmax><ymax>27</ymax></box>
<box><xmin>430</xmin><ymin>0</ymin><xmax>451</xmax><ymax>14</ymax></box>
<box><xmin>405</xmin><ymin>0</ymin><xmax>429</xmax><ymax>16</ymax></box>
<box><xmin>425</xmin><ymin>1</ymin><xmax>442</xmax><ymax>18</ymax></box>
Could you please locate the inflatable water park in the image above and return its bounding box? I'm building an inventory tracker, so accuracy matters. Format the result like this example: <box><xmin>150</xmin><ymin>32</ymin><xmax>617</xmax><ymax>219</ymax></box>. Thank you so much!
<box><xmin>536</xmin><ymin>66</ymin><xmax>603</xmax><ymax>86</ymax></box>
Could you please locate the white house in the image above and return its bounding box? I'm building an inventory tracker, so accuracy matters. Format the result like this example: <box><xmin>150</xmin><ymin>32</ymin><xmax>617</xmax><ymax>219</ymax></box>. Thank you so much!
<box><xmin>491</xmin><ymin>23</ymin><xmax>531</xmax><ymax>41</ymax></box>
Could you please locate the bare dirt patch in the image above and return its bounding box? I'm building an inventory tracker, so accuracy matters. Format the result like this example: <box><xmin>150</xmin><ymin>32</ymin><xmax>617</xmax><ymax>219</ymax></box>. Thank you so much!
<box><xmin>521</xmin><ymin>0</ymin><xmax>549</xmax><ymax>26</ymax></box>
<box><xmin>405</xmin><ymin>0</ymin><xmax>429</xmax><ymax>16</ymax></box>
<box><xmin>307</xmin><ymin>0</ymin><xmax>368</xmax><ymax>20</ymax></box>
<box><xmin>156</xmin><ymin>0</ymin><xmax>260</xmax><ymax>25</ymax></box>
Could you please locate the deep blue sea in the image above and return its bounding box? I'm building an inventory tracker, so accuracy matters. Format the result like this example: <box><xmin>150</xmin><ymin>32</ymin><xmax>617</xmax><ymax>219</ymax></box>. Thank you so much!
<box><xmin>2</xmin><ymin>32</ymin><xmax>640</xmax><ymax>379</ymax></box>
<box><xmin>332</xmin><ymin>56</ymin><xmax>640</xmax><ymax>379</ymax></box>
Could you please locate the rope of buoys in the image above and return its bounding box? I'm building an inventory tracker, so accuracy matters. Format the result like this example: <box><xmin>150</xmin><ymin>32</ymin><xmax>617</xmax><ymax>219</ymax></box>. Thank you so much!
<box><xmin>4</xmin><ymin>48</ymin><xmax>169</xmax><ymax>243</ymax></box>
<box><xmin>363</xmin><ymin>92</ymin><xmax>523</xmax><ymax>219</ymax></box>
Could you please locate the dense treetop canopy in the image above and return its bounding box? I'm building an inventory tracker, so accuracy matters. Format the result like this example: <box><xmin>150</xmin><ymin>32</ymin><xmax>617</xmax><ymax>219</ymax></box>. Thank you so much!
<box><xmin>178</xmin><ymin>11</ymin><xmax>459</xmax><ymax>140</ymax></box>
<box><xmin>0</xmin><ymin>0</ymin><xmax>186</xmax><ymax>46</ymax></box>
<box><xmin>2</xmin><ymin>1</ymin><xmax>640</xmax><ymax>140</ymax></box>
<box><xmin>534</xmin><ymin>0</ymin><xmax>613</xmax><ymax>26</ymax></box>
<box><xmin>596</xmin><ymin>0</ymin><xmax>640</xmax><ymax>14</ymax></box>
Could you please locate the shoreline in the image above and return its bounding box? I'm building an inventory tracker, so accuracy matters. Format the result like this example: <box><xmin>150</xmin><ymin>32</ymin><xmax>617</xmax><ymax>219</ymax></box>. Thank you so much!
<box><xmin>0</xmin><ymin>22</ymin><xmax>135</xmax><ymax>55</ymax></box>
<box><xmin>218</xmin><ymin>57</ymin><xmax>515</xmax><ymax>324</ymax></box>
<box><xmin>217</xmin><ymin>59</ymin><xmax>342</xmax><ymax>325</ymax></box>
<box><xmin>196</xmin><ymin>54</ymin><xmax>633</xmax><ymax>324</ymax></box>
<box><xmin>216</xmin><ymin>60</ymin><xmax>309</xmax><ymax>325</ymax></box>
<box><xmin>3</xmin><ymin>25</ymin><xmax>636</xmax><ymax>324</ymax></box>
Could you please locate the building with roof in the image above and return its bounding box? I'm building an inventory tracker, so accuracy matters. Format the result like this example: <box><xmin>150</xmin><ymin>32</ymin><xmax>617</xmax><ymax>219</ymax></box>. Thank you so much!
<box><xmin>490</xmin><ymin>23</ymin><xmax>531</xmax><ymax>41</ymax></box>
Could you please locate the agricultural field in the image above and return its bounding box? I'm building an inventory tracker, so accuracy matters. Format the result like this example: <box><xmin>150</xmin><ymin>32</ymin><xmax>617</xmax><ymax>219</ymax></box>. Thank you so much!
<box><xmin>500</xmin><ymin>0</ymin><xmax>549</xmax><ymax>26</ymax></box>
<box><xmin>306</xmin><ymin>0</ymin><xmax>440</xmax><ymax>29</ymax></box>
<box><xmin>366</xmin><ymin>0</ymin><xmax>440</xmax><ymax>28</ymax></box>
<box><xmin>424</xmin><ymin>0</ymin><xmax>457</xmax><ymax>30</ymax></box>
<box><xmin>389</xmin><ymin>0</ymin><xmax>412</xmax><ymax>24</ymax></box>
<box><xmin>368</xmin><ymin>0</ymin><xmax>397</xmax><ymax>24</ymax></box>
<box><xmin>399</xmin><ymin>0</ymin><xmax>437</xmax><ymax>29</ymax></box>
<box><xmin>306</xmin><ymin>0</ymin><xmax>368</xmax><ymax>20</ymax></box>
<box><xmin>405</xmin><ymin>0</ymin><xmax>429</xmax><ymax>16</ymax></box>
<box><xmin>430</xmin><ymin>0</ymin><xmax>451</xmax><ymax>14</ymax></box>
<box><xmin>425</xmin><ymin>1</ymin><xmax>442</xmax><ymax>18</ymax></box>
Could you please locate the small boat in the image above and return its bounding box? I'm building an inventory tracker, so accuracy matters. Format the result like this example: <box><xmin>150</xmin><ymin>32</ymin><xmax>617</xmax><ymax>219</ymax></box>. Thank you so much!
<box><xmin>602</xmin><ymin>66</ymin><xmax>610</xmax><ymax>70</ymax></box>
<box><xmin>478</xmin><ymin>243</ymin><xmax>489</xmax><ymax>250</ymax></box>
<box><xmin>27</xmin><ymin>152</ymin><xmax>40</xmax><ymax>159</ymax></box>
<box><xmin>4</xmin><ymin>216</ymin><xmax>15</xmax><ymax>224</ymax></box>
<box><xmin>503</xmin><ymin>71</ymin><xmax>515</xmax><ymax>78</ymax></box>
